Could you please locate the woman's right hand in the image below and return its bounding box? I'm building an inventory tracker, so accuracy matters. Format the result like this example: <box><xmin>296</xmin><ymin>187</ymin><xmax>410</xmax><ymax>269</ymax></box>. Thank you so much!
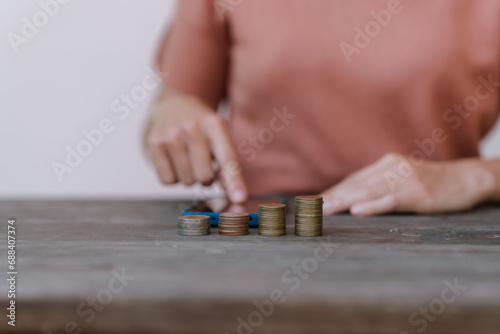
<box><xmin>146</xmin><ymin>90</ymin><xmax>248</xmax><ymax>203</ymax></box>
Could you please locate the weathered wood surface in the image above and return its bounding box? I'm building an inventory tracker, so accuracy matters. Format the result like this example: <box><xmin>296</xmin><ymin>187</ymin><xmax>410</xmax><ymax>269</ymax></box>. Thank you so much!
<box><xmin>0</xmin><ymin>200</ymin><xmax>499</xmax><ymax>334</ymax></box>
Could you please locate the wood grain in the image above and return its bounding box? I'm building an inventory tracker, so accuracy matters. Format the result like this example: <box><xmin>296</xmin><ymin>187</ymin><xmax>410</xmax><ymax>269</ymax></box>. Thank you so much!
<box><xmin>0</xmin><ymin>200</ymin><xmax>499</xmax><ymax>334</ymax></box>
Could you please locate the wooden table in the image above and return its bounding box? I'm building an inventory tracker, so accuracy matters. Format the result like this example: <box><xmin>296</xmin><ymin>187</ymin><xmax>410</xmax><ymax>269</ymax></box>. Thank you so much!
<box><xmin>1</xmin><ymin>200</ymin><xmax>499</xmax><ymax>334</ymax></box>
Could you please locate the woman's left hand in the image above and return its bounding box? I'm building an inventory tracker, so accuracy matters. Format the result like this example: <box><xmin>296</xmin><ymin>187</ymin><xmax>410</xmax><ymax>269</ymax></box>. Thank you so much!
<box><xmin>320</xmin><ymin>153</ymin><xmax>495</xmax><ymax>216</ymax></box>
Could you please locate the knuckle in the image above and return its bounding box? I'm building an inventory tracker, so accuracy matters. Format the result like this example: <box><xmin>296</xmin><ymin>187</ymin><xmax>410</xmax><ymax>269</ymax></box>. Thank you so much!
<box><xmin>165</xmin><ymin>128</ymin><xmax>182</xmax><ymax>146</ymax></box>
<box><xmin>182</xmin><ymin>120</ymin><xmax>200</xmax><ymax>137</ymax></box>
<box><xmin>147</xmin><ymin>135</ymin><xmax>164</xmax><ymax>150</ymax></box>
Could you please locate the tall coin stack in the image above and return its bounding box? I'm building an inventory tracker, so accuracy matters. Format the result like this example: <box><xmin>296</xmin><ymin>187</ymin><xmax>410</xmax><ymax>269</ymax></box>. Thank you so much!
<box><xmin>295</xmin><ymin>196</ymin><xmax>323</xmax><ymax>237</ymax></box>
<box><xmin>258</xmin><ymin>203</ymin><xmax>286</xmax><ymax>236</ymax></box>
<box><xmin>218</xmin><ymin>213</ymin><xmax>250</xmax><ymax>236</ymax></box>
<box><xmin>177</xmin><ymin>215</ymin><xmax>211</xmax><ymax>236</ymax></box>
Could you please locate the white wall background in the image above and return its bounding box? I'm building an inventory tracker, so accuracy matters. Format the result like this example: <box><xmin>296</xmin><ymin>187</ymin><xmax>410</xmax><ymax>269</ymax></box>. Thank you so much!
<box><xmin>0</xmin><ymin>0</ymin><xmax>199</xmax><ymax>199</ymax></box>
<box><xmin>1</xmin><ymin>0</ymin><xmax>499</xmax><ymax>199</ymax></box>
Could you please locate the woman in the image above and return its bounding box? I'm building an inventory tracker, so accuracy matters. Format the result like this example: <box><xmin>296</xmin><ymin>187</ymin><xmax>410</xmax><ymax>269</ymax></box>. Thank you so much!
<box><xmin>146</xmin><ymin>0</ymin><xmax>500</xmax><ymax>216</ymax></box>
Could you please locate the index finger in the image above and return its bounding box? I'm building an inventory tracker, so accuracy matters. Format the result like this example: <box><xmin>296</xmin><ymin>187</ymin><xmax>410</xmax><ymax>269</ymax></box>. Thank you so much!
<box><xmin>204</xmin><ymin>117</ymin><xmax>248</xmax><ymax>203</ymax></box>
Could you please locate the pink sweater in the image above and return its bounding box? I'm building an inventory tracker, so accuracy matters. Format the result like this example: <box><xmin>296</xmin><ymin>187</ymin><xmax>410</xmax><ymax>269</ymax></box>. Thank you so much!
<box><xmin>160</xmin><ymin>0</ymin><xmax>500</xmax><ymax>194</ymax></box>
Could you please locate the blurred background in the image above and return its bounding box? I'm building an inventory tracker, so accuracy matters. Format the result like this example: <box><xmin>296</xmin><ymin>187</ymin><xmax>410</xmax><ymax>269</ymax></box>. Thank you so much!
<box><xmin>1</xmin><ymin>0</ymin><xmax>500</xmax><ymax>200</ymax></box>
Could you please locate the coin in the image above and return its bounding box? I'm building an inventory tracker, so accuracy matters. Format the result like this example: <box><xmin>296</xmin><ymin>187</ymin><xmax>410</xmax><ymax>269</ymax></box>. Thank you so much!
<box><xmin>294</xmin><ymin>196</ymin><xmax>323</xmax><ymax>237</ymax></box>
<box><xmin>258</xmin><ymin>203</ymin><xmax>286</xmax><ymax>236</ymax></box>
<box><xmin>218</xmin><ymin>212</ymin><xmax>250</xmax><ymax>236</ymax></box>
<box><xmin>177</xmin><ymin>215</ymin><xmax>211</xmax><ymax>236</ymax></box>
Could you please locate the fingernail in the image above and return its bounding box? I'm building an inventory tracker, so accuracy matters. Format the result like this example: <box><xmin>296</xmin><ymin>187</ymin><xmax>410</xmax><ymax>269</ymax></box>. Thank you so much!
<box><xmin>231</xmin><ymin>190</ymin><xmax>246</xmax><ymax>203</ymax></box>
<box><xmin>350</xmin><ymin>205</ymin><xmax>364</xmax><ymax>215</ymax></box>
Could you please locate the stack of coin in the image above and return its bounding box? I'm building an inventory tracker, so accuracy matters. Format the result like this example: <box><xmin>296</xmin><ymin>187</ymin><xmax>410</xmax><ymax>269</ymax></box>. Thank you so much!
<box><xmin>177</xmin><ymin>215</ymin><xmax>211</xmax><ymax>236</ymax></box>
<box><xmin>218</xmin><ymin>213</ymin><xmax>250</xmax><ymax>236</ymax></box>
<box><xmin>258</xmin><ymin>203</ymin><xmax>286</xmax><ymax>236</ymax></box>
<box><xmin>295</xmin><ymin>196</ymin><xmax>323</xmax><ymax>237</ymax></box>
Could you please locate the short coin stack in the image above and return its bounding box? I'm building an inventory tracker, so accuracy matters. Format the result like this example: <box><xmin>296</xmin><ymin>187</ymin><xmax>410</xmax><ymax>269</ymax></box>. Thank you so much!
<box><xmin>218</xmin><ymin>213</ymin><xmax>250</xmax><ymax>236</ymax></box>
<box><xmin>177</xmin><ymin>215</ymin><xmax>211</xmax><ymax>236</ymax></box>
<box><xmin>295</xmin><ymin>196</ymin><xmax>323</xmax><ymax>237</ymax></box>
<box><xmin>258</xmin><ymin>203</ymin><xmax>286</xmax><ymax>236</ymax></box>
